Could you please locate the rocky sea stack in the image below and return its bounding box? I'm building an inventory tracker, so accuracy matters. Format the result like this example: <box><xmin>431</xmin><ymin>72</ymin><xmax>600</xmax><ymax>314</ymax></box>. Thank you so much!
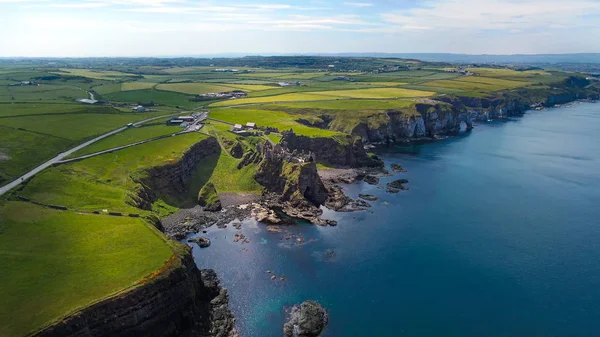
<box><xmin>283</xmin><ymin>300</ymin><xmax>329</xmax><ymax>337</ymax></box>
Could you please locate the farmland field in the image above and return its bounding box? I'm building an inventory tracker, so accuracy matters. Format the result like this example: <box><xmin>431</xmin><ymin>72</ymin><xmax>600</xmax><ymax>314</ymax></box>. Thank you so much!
<box><xmin>68</xmin><ymin>123</ymin><xmax>181</xmax><ymax>158</ymax></box>
<box><xmin>103</xmin><ymin>89</ymin><xmax>198</xmax><ymax>108</ymax></box>
<box><xmin>6</xmin><ymin>84</ymin><xmax>85</xmax><ymax>101</ymax></box>
<box><xmin>309</xmin><ymin>87</ymin><xmax>435</xmax><ymax>99</ymax></box>
<box><xmin>121</xmin><ymin>82</ymin><xmax>156</xmax><ymax>91</ymax></box>
<box><xmin>52</xmin><ymin>68</ymin><xmax>140</xmax><ymax>81</ymax></box>
<box><xmin>210</xmin><ymin>93</ymin><xmax>344</xmax><ymax>106</ymax></box>
<box><xmin>272</xmin><ymin>99</ymin><xmax>415</xmax><ymax>111</ymax></box>
<box><xmin>425</xmin><ymin>76</ymin><xmax>530</xmax><ymax>92</ymax></box>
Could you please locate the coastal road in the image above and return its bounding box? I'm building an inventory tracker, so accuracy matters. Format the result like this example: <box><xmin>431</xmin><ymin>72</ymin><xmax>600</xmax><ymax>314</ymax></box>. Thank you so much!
<box><xmin>0</xmin><ymin>113</ymin><xmax>177</xmax><ymax>197</ymax></box>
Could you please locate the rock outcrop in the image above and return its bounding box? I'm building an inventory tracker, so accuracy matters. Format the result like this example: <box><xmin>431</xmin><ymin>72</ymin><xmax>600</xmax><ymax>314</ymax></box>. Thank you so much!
<box><xmin>33</xmin><ymin>245</ymin><xmax>237</xmax><ymax>337</ymax></box>
<box><xmin>280</xmin><ymin>131</ymin><xmax>383</xmax><ymax>168</ymax></box>
<box><xmin>283</xmin><ymin>300</ymin><xmax>329</xmax><ymax>337</ymax></box>
<box><xmin>255</xmin><ymin>142</ymin><xmax>328</xmax><ymax>208</ymax></box>
<box><xmin>198</xmin><ymin>182</ymin><xmax>222</xmax><ymax>212</ymax></box>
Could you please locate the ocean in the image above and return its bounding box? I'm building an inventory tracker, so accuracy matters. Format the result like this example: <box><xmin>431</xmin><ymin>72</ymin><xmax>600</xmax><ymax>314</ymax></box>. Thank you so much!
<box><xmin>189</xmin><ymin>102</ymin><xmax>600</xmax><ymax>337</ymax></box>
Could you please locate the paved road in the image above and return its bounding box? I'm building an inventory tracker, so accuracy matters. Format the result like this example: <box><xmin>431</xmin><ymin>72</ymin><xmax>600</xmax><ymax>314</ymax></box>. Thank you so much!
<box><xmin>0</xmin><ymin>114</ymin><xmax>177</xmax><ymax>197</ymax></box>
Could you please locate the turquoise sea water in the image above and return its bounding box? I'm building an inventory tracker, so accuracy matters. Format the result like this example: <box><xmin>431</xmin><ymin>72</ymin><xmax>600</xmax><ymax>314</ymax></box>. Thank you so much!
<box><xmin>190</xmin><ymin>102</ymin><xmax>600</xmax><ymax>337</ymax></box>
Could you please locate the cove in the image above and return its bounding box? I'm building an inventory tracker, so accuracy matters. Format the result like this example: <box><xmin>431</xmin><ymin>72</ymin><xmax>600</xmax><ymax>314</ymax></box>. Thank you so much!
<box><xmin>189</xmin><ymin>102</ymin><xmax>600</xmax><ymax>337</ymax></box>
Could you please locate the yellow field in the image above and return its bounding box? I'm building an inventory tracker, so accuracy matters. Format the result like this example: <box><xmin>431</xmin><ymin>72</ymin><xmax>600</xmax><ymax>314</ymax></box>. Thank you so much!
<box><xmin>121</xmin><ymin>82</ymin><xmax>156</xmax><ymax>91</ymax></box>
<box><xmin>210</xmin><ymin>93</ymin><xmax>343</xmax><ymax>106</ymax></box>
<box><xmin>309</xmin><ymin>87</ymin><xmax>435</xmax><ymax>99</ymax></box>
<box><xmin>52</xmin><ymin>68</ymin><xmax>138</xmax><ymax>80</ymax></box>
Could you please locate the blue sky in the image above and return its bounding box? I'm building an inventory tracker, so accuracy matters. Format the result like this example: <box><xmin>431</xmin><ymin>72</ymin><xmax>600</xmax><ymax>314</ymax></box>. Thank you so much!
<box><xmin>1</xmin><ymin>0</ymin><xmax>599</xmax><ymax>56</ymax></box>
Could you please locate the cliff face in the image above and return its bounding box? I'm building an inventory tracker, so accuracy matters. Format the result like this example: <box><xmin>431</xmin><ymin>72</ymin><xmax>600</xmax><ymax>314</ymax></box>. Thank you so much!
<box><xmin>255</xmin><ymin>142</ymin><xmax>328</xmax><ymax>207</ymax></box>
<box><xmin>131</xmin><ymin>137</ymin><xmax>220</xmax><ymax>210</ymax></box>
<box><xmin>33</xmin><ymin>246</ymin><xmax>237</xmax><ymax>337</ymax></box>
<box><xmin>280</xmin><ymin>132</ymin><xmax>382</xmax><ymax>168</ymax></box>
<box><xmin>353</xmin><ymin>100</ymin><xmax>473</xmax><ymax>143</ymax></box>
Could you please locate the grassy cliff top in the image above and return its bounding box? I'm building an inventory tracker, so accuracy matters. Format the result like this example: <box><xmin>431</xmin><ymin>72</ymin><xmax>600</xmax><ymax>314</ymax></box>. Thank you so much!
<box><xmin>0</xmin><ymin>201</ymin><xmax>173</xmax><ymax>337</ymax></box>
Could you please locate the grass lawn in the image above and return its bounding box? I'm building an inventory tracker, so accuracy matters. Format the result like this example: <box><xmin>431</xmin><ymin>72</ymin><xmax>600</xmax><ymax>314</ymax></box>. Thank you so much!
<box><xmin>209</xmin><ymin>107</ymin><xmax>341</xmax><ymax>137</ymax></box>
<box><xmin>68</xmin><ymin>123</ymin><xmax>181</xmax><ymax>158</ymax></box>
<box><xmin>121</xmin><ymin>82</ymin><xmax>156</xmax><ymax>91</ymax></box>
<box><xmin>0</xmin><ymin>201</ymin><xmax>173</xmax><ymax>337</ymax></box>
<box><xmin>19</xmin><ymin>132</ymin><xmax>208</xmax><ymax>213</ymax></box>
<box><xmin>308</xmin><ymin>87</ymin><xmax>435</xmax><ymax>99</ymax></box>
<box><xmin>191</xmin><ymin>152</ymin><xmax>262</xmax><ymax>194</ymax></box>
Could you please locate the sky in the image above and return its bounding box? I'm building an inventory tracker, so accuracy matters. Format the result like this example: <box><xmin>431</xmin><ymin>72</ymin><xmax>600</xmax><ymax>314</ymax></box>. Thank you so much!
<box><xmin>1</xmin><ymin>0</ymin><xmax>599</xmax><ymax>57</ymax></box>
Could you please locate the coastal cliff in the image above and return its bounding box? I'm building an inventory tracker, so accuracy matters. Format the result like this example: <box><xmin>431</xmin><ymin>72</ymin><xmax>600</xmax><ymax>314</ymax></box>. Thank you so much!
<box><xmin>130</xmin><ymin>137</ymin><xmax>221</xmax><ymax>210</ymax></box>
<box><xmin>32</xmin><ymin>245</ymin><xmax>237</xmax><ymax>337</ymax></box>
<box><xmin>255</xmin><ymin>142</ymin><xmax>328</xmax><ymax>207</ymax></box>
<box><xmin>280</xmin><ymin>131</ymin><xmax>383</xmax><ymax>168</ymax></box>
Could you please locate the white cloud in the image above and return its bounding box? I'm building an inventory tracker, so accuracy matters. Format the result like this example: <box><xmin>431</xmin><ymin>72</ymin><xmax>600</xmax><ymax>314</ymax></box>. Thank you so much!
<box><xmin>382</xmin><ymin>0</ymin><xmax>600</xmax><ymax>31</ymax></box>
<box><xmin>344</xmin><ymin>2</ymin><xmax>373</xmax><ymax>7</ymax></box>
<box><xmin>50</xmin><ymin>2</ymin><xmax>107</xmax><ymax>8</ymax></box>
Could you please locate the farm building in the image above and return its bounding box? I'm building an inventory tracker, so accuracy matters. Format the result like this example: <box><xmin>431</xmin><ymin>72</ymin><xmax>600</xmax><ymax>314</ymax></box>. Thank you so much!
<box><xmin>233</xmin><ymin>124</ymin><xmax>243</xmax><ymax>131</ymax></box>
<box><xmin>246</xmin><ymin>122</ymin><xmax>256</xmax><ymax>129</ymax></box>
<box><xmin>167</xmin><ymin>118</ymin><xmax>184</xmax><ymax>125</ymax></box>
<box><xmin>133</xmin><ymin>105</ymin><xmax>146</xmax><ymax>112</ymax></box>
<box><xmin>178</xmin><ymin>116</ymin><xmax>195</xmax><ymax>122</ymax></box>
<box><xmin>77</xmin><ymin>98</ymin><xmax>98</xmax><ymax>104</ymax></box>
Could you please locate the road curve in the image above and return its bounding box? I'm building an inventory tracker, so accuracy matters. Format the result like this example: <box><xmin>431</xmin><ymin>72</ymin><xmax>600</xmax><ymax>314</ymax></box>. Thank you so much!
<box><xmin>0</xmin><ymin>114</ymin><xmax>176</xmax><ymax>197</ymax></box>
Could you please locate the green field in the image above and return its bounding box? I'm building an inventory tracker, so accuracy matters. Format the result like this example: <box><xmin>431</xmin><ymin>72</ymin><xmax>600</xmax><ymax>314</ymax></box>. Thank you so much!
<box><xmin>272</xmin><ymin>99</ymin><xmax>415</xmax><ymax>111</ymax></box>
<box><xmin>0</xmin><ymin>201</ymin><xmax>173</xmax><ymax>337</ymax></box>
<box><xmin>211</xmin><ymin>93</ymin><xmax>343</xmax><ymax>106</ymax></box>
<box><xmin>68</xmin><ymin>123</ymin><xmax>181</xmax><ymax>158</ymax></box>
<box><xmin>0</xmin><ymin>126</ymin><xmax>72</xmax><ymax>185</ymax></box>
<box><xmin>425</xmin><ymin>76</ymin><xmax>530</xmax><ymax>92</ymax></box>
<box><xmin>309</xmin><ymin>87</ymin><xmax>435</xmax><ymax>99</ymax></box>
<box><xmin>103</xmin><ymin>89</ymin><xmax>198</xmax><ymax>108</ymax></box>
<box><xmin>0</xmin><ymin>103</ymin><xmax>108</xmax><ymax>117</ymax></box>
<box><xmin>156</xmin><ymin>82</ymin><xmax>275</xmax><ymax>95</ymax></box>
<box><xmin>3</xmin><ymin>84</ymin><xmax>85</xmax><ymax>101</ymax></box>
<box><xmin>52</xmin><ymin>69</ymin><xmax>140</xmax><ymax>81</ymax></box>
<box><xmin>121</xmin><ymin>82</ymin><xmax>156</xmax><ymax>91</ymax></box>
<box><xmin>209</xmin><ymin>107</ymin><xmax>340</xmax><ymax>137</ymax></box>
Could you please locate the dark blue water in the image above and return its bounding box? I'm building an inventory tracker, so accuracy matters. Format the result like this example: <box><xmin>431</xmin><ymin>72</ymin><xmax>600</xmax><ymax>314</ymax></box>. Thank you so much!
<box><xmin>190</xmin><ymin>102</ymin><xmax>600</xmax><ymax>337</ymax></box>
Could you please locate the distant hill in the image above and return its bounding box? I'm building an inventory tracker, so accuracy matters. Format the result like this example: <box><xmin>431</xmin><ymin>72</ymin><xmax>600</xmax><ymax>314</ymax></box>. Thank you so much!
<box><xmin>309</xmin><ymin>53</ymin><xmax>600</xmax><ymax>64</ymax></box>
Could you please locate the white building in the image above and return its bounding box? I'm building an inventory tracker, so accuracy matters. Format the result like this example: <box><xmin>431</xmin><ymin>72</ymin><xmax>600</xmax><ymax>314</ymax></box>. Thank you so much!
<box><xmin>133</xmin><ymin>105</ymin><xmax>146</xmax><ymax>112</ymax></box>
<box><xmin>246</xmin><ymin>122</ymin><xmax>256</xmax><ymax>129</ymax></box>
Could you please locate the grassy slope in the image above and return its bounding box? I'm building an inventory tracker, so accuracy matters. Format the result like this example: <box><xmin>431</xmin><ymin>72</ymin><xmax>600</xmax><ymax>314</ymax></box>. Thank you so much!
<box><xmin>0</xmin><ymin>201</ymin><xmax>172</xmax><ymax>337</ymax></box>
<box><xmin>19</xmin><ymin>133</ymin><xmax>208</xmax><ymax>213</ymax></box>
<box><xmin>309</xmin><ymin>87</ymin><xmax>435</xmax><ymax>99</ymax></box>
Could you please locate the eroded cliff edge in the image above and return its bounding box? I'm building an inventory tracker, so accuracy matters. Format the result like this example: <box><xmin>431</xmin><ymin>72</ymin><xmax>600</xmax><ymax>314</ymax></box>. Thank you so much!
<box><xmin>32</xmin><ymin>245</ymin><xmax>238</xmax><ymax>337</ymax></box>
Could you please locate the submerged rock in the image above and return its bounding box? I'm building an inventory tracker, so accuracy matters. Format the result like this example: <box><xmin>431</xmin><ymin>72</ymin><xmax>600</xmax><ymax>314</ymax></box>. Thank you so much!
<box><xmin>386</xmin><ymin>188</ymin><xmax>400</xmax><ymax>194</ymax></box>
<box><xmin>363</xmin><ymin>175</ymin><xmax>380</xmax><ymax>185</ymax></box>
<box><xmin>283</xmin><ymin>300</ymin><xmax>329</xmax><ymax>337</ymax></box>
<box><xmin>188</xmin><ymin>236</ymin><xmax>211</xmax><ymax>248</ymax></box>
<box><xmin>358</xmin><ymin>194</ymin><xmax>378</xmax><ymax>201</ymax></box>
<box><xmin>387</xmin><ymin>179</ymin><xmax>409</xmax><ymax>190</ymax></box>
<box><xmin>390</xmin><ymin>163</ymin><xmax>407</xmax><ymax>173</ymax></box>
